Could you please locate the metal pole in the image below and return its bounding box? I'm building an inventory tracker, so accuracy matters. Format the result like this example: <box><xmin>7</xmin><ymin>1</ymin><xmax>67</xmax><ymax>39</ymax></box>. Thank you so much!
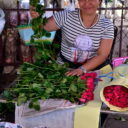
<box><xmin>105</xmin><ymin>0</ymin><xmax>108</xmax><ymax>16</ymax></box>
<box><xmin>112</xmin><ymin>0</ymin><xmax>116</xmax><ymax>24</ymax></box>
<box><xmin>119</xmin><ymin>0</ymin><xmax>124</xmax><ymax>57</ymax></box>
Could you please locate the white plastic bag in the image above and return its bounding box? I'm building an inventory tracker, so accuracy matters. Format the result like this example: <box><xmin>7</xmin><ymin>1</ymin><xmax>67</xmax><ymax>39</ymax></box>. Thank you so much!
<box><xmin>0</xmin><ymin>8</ymin><xmax>5</xmax><ymax>34</ymax></box>
<box><xmin>15</xmin><ymin>99</ymin><xmax>77</xmax><ymax>128</ymax></box>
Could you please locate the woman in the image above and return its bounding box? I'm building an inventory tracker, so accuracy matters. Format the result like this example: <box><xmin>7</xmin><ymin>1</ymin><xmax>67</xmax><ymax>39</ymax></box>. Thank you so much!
<box><xmin>30</xmin><ymin>0</ymin><xmax>114</xmax><ymax>76</ymax></box>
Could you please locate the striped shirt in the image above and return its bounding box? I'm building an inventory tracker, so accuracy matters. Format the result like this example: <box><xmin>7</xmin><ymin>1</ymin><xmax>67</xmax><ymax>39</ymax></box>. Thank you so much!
<box><xmin>53</xmin><ymin>9</ymin><xmax>114</xmax><ymax>64</ymax></box>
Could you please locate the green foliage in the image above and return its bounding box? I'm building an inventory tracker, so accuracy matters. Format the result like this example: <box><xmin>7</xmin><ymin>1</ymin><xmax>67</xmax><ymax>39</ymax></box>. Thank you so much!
<box><xmin>108</xmin><ymin>0</ymin><xmax>113</xmax><ymax>2</ymax></box>
<box><xmin>30</xmin><ymin>0</ymin><xmax>49</xmax><ymax>44</ymax></box>
<box><xmin>2</xmin><ymin>0</ymin><xmax>87</xmax><ymax>110</ymax></box>
<box><xmin>30</xmin><ymin>0</ymin><xmax>40</xmax><ymax>6</ymax></box>
<box><xmin>3</xmin><ymin>61</ymin><xmax>86</xmax><ymax>110</ymax></box>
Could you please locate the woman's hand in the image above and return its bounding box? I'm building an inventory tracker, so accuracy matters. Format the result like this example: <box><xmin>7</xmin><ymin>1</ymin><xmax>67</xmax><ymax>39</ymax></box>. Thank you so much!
<box><xmin>30</xmin><ymin>6</ymin><xmax>39</xmax><ymax>18</ymax></box>
<box><xmin>65</xmin><ymin>68</ymin><xmax>83</xmax><ymax>76</ymax></box>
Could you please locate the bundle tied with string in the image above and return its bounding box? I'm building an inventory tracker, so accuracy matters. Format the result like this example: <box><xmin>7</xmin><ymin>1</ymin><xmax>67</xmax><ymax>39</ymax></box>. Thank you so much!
<box><xmin>100</xmin><ymin>64</ymin><xmax>128</xmax><ymax>112</ymax></box>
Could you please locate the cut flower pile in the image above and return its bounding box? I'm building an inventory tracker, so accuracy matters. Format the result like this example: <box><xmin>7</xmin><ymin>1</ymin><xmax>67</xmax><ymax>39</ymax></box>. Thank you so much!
<box><xmin>2</xmin><ymin>1</ymin><xmax>98</xmax><ymax>109</ymax></box>
<box><xmin>2</xmin><ymin>61</ymin><xmax>97</xmax><ymax>110</ymax></box>
<box><xmin>2</xmin><ymin>61</ymin><xmax>87</xmax><ymax>110</ymax></box>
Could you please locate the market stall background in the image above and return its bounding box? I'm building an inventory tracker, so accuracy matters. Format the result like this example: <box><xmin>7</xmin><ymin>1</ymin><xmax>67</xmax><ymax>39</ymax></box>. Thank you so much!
<box><xmin>0</xmin><ymin>0</ymin><xmax>128</xmax><ymax>74</ymax></box>
<box><xmin>0</xmin><ymin>0</ymin><xmax>128</xmax><ymax>127</ymax></box>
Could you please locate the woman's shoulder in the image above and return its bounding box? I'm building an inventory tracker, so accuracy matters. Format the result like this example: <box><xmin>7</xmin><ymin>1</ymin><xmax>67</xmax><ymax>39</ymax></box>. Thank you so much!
<box><xmin>98</xmin><ymin>15</ymin><xmax>114</xmax><ymax>29</ymax></box>
<box><xmin>99</xmin><ymin>15</ymin><xmax>113</xmax><ymax>24</ymax></box>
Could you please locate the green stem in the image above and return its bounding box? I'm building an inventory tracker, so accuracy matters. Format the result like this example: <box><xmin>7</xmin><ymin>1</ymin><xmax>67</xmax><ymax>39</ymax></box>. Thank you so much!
<box><xmin>24</xmin><ymin>62</ymin><xmax>44</xmax><ymax>69</ymax></box>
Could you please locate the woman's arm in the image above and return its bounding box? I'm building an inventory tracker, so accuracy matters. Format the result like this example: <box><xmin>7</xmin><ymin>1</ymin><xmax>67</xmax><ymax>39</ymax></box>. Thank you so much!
<box><xmin>82</xmin><ymin>38</ymin><xmax>113</xmax><ymax>71</ymax></box>
<box><xmin>66</xmin><ymin>38</ymin><xmax>113</xmax><ymax>76</ymax></box>
<box><xmin>43</xmin><ymin>16</ymin><xmax>60</xmax><ymax>32</ymax></box>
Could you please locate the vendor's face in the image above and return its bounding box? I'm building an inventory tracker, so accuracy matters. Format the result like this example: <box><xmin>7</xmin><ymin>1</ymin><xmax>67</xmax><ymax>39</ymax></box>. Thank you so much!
<box><xmin>78</xmin><ymin>0</ymin><xmax>100</xmax><ymax>15</ymax></box>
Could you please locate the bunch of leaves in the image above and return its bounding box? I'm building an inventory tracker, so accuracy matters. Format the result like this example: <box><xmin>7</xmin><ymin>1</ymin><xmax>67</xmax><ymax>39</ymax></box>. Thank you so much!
<box><xmin>30</xmin><ymin>0</ymin><xmax>51</xmax><ymax>43</ymax></box>
<box><xmin>33</xmin><ymin>42</ymin><xmax>59</xmax><ymax>63</ymax></box>
<box><xmin>2</xmin><ymin>61</ymin><xmax>86</xmax><ymax>110</ymax></box>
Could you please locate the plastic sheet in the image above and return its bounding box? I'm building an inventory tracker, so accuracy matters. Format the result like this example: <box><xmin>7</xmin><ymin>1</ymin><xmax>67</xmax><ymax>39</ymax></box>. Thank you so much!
<box><xmin>0</xmin><ymin>8</ymin><xmax>5</xmax><ymax>34</ymax></box>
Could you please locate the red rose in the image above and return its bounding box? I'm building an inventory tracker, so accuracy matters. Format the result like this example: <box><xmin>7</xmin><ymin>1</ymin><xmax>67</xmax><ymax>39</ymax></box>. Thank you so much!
<box><xmin>104</xmin><ymin>85</ymin><xmax>128</xmax><ymax>108</ymax></box>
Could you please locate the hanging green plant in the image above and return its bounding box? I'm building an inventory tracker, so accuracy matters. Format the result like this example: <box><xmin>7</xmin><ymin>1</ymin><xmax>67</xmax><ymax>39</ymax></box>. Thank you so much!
<box><xmin>30</xmin><ymin>0</ymin><xmax>51</xmax><ymax>43</ymax></box>
<box><xmin>2</xmin><ymin>0</ymin><xmax>87</xmax><ymax>111</ymax></box>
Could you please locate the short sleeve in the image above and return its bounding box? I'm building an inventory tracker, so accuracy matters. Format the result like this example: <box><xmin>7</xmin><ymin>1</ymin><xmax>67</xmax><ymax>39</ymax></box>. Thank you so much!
<box><xmin>102</xmin><ymin>20</ymin><xmax>114</xmax><ymax>39</ymax></box>
<box><xmin>53</xmin><ymin>10</ymin><xmax>69</xmax><ymax>28</ymax></box>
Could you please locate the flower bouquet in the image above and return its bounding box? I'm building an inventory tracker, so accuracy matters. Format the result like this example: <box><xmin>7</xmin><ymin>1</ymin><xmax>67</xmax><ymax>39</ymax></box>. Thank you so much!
<box><xmin>100</xmin><ymin>65</ymin><xmax>128</xmax><ymax>111</ymax></box>
<box><xmin>101</xmin><ymin>84</ymin><xmax>128</xmax><ymax>111</ymax></box>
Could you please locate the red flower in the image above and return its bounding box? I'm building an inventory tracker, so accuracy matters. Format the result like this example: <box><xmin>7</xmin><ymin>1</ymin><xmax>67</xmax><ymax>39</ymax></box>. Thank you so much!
<box><xmin>104</xmin><ymin>85</ymin><xmax>128</xmax><ymax>108</ymax></box>
<box><xmin>80</xmin><ymin>75</ymin><xmax>86</xmax><ymax>80</ymax></box>
<box><xmin>87</xmin><ymin>78</ymin><xmax>94</xmax><ymax>91</ymax></box>
<box><xmin>79</xmin><ymin>72</ymin><xmax>97</xmax><ymax>103</ymax></box>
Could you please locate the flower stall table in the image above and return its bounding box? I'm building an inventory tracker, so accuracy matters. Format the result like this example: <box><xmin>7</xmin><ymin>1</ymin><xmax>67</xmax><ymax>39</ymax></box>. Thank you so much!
<box><xmin>0</xmin><ymin>65</ymin><xmax>128</xmax><ymax>128</ymax></box>
<box><xmin>1</xmin><ymin>97</ymin><xmax>128</xmax><ymax>128</ymax></box>
<box><xmin>0</xmin><ymin>66</ymin><xmax>106</xmax><ymax>128</ymax></box>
